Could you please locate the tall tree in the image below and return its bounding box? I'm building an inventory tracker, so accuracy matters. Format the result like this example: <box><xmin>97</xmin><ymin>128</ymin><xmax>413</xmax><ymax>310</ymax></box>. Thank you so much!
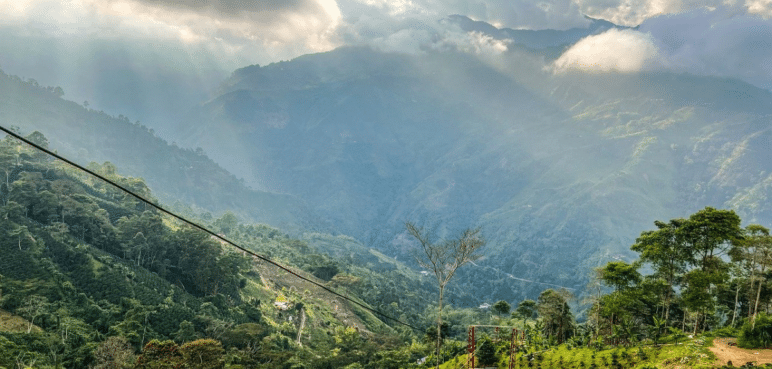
<box><xmin>406</xmin><ymin>222</ymin><xmax>484</xmax><ymax>369</ymax></box>
<box><xmin>492</xmin><ymin>300</ymin><xmax>511</xmax><ymax>317</ymax></box>
<box><xmin>732</xmin><ymin>225</ymin><xmax>772</xmax><ymax>328</ymax></box>
<box><xmin>596</xmin><ymin>261</ymin><xmax>643</xmax><ymax>327</ymax></box>
<box><xmin>515</xmin><ymin>299</ymin><xmax>537</xmax><ymax>328</ymax></box>
<box><xmin>631</xmin><ymin>219</ymin><xmax>688</xmax><ymax>326</ymax></box>
<box><xmin>679</xmin><ymin>207</ymin><xmax>743</xmax><ymax>332</ymax></box>
<box><xmin>536</xmin><ymin>289</ymin><xmax>574</xmax><ymax>343</ymax></box>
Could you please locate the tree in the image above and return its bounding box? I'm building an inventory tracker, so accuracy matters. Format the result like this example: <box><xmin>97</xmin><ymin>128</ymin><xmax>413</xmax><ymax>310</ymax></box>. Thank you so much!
<box><xmin>92</xmin><ymin>336</ymin><xmax>135</xmax><ymax>369</ymax></box>
<box><xmin>476</xmin><ymin>335</ymin><xmax>497</xmax><ymax>367</ymax></box>
<box><xmin>424</xmin><ymin>322</ymin><xmax>450</xmax><ymax>344</ymax></box>
<box><xmin>406</xmin><ymin>222</ymin><xmax>484</xmax><ymax>369</ymax></box>
<box><xmin>537</xmin><ymin>289</ymin><xmax>574</xmax><ymax>343</ymax></box>
<box><xmin>596</xmin><ymin>261</ymin><xmax>644</xmax><ymax>338</ymax></box>
<box><xmin>180</xmin><ymin>339</ymin><xmax>225</xmax><ymax>369</ymax></box>
<box><xmin>492</xmin><ymin>300</ymin><xmax>511</xmax><ymax>317</ymax></box>
<box><xmin>16</xmin><ymin>294</ymin><xmax>48</xmax><ymax>333</ymax></box>
<box><xmin>598</xmin><ymin>261</ymin><xmax>641</xmax><ymax>292</ymax></box>
<box><xmin>135</xmin><ymin>339</ymin><xmax>184</xmax><ymax>369</ymax></box>
<box><xmin>679</xmin><ymin>207</ymin><xmax>743</xmax><ymax>332</ymax></box>
<box><xmin>631</xmin><ymin>219</ymin><xmax>688</xmax><ymax>328</ymax></box>
<box><xmin>731</xmin><ymin>225</ymin><xmax>772</xmax><ymax>328</ymax></box>
<box><xmin>213</xmin><ymin>212</ymin><xmax>238</xmax><ymax>235</ymax></box>
<box><xmin>515</xmin><ymin>299</ymin><xmax>537</xmax><ymax>327</ymax></box>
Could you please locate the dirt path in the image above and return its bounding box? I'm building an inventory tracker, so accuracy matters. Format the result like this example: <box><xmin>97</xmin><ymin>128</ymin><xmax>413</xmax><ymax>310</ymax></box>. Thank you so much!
<box><xmin>710</xmin><ymin>338</ymin><xmax>772</xmax><ymax>367</ymax></box>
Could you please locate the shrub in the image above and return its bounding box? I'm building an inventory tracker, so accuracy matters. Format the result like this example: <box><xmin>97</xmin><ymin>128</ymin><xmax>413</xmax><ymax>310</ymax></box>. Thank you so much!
<box><xmin>713</xmin><ymin>326</ymin><xmax>740</xmax><ymax>338</ymax></box>
<box><xmin>738</xmin><ymin>314</ymin><xmax>772</xmax><ymax>348</ymax></box>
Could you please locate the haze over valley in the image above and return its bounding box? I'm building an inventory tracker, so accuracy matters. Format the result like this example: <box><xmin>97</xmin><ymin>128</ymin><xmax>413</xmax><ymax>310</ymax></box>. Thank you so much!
<box><xmin>2</xmin><ymin>0</ymin><xmax>772</xmax><ymax>367</ymax></box>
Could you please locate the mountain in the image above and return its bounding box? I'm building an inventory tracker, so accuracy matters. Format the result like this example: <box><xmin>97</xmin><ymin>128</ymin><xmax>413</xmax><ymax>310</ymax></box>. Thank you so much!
<box><xmin>0</xmin><ymin>70</ymin><xmax>320</xmax><ymax>233</ymax></box>
<box><xmin>174</xmin><ymin>41</ymin><xmax>772</xmax><ymax>305</ymax></box>
<box><xmin>446</xmin><ymin>14</ymin><xmax>626</xmax><ymax>56</ymax></box>
<box><xmin>5</xmin><ymin>17</ymin><xmax>772</xmax><ymax>307</ymax></box>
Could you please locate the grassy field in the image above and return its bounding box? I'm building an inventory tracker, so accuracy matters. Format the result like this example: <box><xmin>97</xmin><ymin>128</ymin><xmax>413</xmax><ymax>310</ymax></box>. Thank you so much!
<box><xmin>439</xmin><ymin>337</ymin><xmax>718</xmax><ymax>369</ymax></box>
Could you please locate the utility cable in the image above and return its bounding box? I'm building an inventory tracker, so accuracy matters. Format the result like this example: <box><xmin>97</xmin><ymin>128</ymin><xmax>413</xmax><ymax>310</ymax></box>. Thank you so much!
<box><xmin>0</xmin><ymin>125</ymin><xmax>421</xmax><ymax>332</ymax></box>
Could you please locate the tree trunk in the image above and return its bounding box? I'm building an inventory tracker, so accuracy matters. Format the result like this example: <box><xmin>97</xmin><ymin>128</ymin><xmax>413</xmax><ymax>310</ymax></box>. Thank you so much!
<box><xmin>682</xmin><ymin>312</ymin><xmax>686</xmax><ymax>331</ymax></box>
<box><xmin>664</xmin><ymin>288</ymin><xmax>672</xmax><ymax>328</ymax></box>
<box><xmin>436</xmin><ymin>286</ymin><xmax>444</xmax><ymax>369</ymax></box>
<box><xmin>753</xmin><ymin>266</ymin><xmax>766</xmax><ymax>329</ymax></box>
<box><xmin>732</xmin><ymin>283</ymin><xmax>740</xmax><ymax>327</ymax></box>
<box><xmin>750</xmin><ymin>277</ymin><xmax>756</xmax><ymax>319</ymax></box>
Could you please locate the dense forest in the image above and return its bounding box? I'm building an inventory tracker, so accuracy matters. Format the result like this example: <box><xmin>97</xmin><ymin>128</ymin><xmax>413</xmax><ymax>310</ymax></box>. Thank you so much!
<box><xmin>0</xmin><ymin>129</ymin><xmax>443</xmax><ymax>368</ymax></box>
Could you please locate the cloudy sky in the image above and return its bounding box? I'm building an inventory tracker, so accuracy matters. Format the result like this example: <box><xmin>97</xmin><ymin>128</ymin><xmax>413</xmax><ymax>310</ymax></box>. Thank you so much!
<box><xmin>0</xmin><ymin>0</ymin><xmax>770</xmax><ymax>126</ymax></box>
<box><xmin>2</xmin><ymin>0</ymin><xmax>771</xmax><ymax>65</ymax></box>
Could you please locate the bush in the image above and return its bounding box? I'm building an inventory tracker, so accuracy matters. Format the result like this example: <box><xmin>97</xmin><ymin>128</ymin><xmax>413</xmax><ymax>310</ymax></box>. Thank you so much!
<box><xmin>476</xmin><ymin>336</ymin><xmax>497</xmax><ymax>367</ymax></box>
<box><xmin>738</xmin><ymin>314</ymin><xmax>772</xmax><ymax>348</ymax></box>
<box><xmin>713</xmin><ymin>326</ymin><xmax>740</xmax><ymax>338</ymax></box>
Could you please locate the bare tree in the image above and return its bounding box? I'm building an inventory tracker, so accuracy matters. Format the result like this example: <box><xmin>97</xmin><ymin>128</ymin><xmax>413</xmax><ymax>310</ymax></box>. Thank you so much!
<box><xmin>406</xmin><ymin>222</ymin><xmax>484</xmax><ymax>369</ymax></box>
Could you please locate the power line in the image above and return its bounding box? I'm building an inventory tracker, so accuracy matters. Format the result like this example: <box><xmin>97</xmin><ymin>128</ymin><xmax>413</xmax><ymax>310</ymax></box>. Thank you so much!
<box><xmin>0</xmin><ymin>125</ymin><xmax>421</xmax><ymax>332</ymax></box>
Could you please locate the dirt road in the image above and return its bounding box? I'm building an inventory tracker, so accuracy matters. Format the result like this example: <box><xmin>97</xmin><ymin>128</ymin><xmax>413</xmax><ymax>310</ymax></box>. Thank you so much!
<box><xmin>710</xmin><ymin>338</ymin><xmax>772</xmax><ymax>367</ymax></box>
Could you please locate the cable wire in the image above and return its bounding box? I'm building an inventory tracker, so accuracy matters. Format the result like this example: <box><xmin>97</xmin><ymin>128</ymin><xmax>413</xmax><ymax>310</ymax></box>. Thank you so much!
<box><xmin>0</xmin><ymin>125</ymin><xmax>421</xmax><ymax>332</ymax></box>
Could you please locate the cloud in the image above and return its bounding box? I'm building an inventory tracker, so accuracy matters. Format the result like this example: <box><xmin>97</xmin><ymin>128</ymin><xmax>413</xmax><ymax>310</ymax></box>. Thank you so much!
<box><xmin>339</xmin><ymin>0</ymin><xmax>590</xmax><ymax>31</ymax></box>
<box><xmin>640</xmin><ymin>6</ymin><xmax>772</xmax><ymax>89</ymax></box>
<box><xmin>552</xmin><ymin>28</ymin><xmax>662</xmax><ymax>72</ymax></box>
<box><xmin>549</xmin><ymin>6</ymin><xmax>772</xmax><ymax>91</ymax></box>
<box><xmin>0</xmin><ymin>0</ymin><xmax>342</xmax><ymax>63</ymax></box>
<box><xmin>574</xmin><ymin>0</ymin><xmax>728</xmax><ymax>26</ymax></box>
<box><xmin>745</xmin><ymin>0</ymin><xmax>772</xmax><ymax>17</ymax></box>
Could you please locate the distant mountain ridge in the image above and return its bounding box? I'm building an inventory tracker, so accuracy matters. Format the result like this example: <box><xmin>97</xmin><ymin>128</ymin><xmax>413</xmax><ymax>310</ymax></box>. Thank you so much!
<box><xmin>446</xmin><ymin>14</ymin><xmax>627</xmax><ymax>50</ymax></box>
<box><xmin>5</xmin><ymin>15</ymin><xmax>772</xmax><ymax>307</ymax></box>
<box><xmin>175</xmin><ymin>42</ymin><xmax>772</xmax><ymax>304</ymax></box>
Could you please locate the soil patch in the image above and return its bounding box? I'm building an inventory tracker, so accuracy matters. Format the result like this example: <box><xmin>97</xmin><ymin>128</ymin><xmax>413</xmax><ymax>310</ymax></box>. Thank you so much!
<box><xmin>710</xmin><ymin>337</ymin><xmax>772</xmax><ymax>367</ymax></box>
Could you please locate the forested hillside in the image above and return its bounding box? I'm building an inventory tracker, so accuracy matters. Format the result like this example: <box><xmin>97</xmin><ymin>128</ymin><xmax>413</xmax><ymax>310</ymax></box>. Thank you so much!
<box><xmin>0</xmin><ymin>130</ymin><xmax>460</xmax><ymax>368</ymax></box>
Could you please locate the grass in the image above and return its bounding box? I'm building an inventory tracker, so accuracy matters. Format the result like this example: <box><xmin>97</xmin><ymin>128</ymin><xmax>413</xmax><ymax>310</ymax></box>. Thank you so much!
<box><xmin>438</xmin><ymin>337</ymin><xmax>718</xmax><ymax>369</ymax></box>
<box><xmin>0</xmin><ymin>309</ymin><xmax>41</xmax><ymax>333</ymax></box>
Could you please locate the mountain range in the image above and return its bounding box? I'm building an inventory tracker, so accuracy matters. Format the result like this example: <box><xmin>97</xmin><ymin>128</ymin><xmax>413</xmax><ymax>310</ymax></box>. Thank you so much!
<box><xmin>5</xmin><ymin>16</ymin><xmax>772</xmax><ymax>306</ymax></box>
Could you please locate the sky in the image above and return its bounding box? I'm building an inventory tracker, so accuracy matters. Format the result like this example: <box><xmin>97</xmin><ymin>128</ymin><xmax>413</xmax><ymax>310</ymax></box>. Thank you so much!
<box><xmin>0</xmin><ymin>0</ymin><xmax>770</xmax><ymax>126</ymax></box>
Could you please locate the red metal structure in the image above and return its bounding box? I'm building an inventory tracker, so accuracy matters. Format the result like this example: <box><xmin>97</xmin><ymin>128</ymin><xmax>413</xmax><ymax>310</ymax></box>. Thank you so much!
<box><xmin>467</xmin><ymin>326</ymin><xmax>476</xmax><ymax>368</ymax></box>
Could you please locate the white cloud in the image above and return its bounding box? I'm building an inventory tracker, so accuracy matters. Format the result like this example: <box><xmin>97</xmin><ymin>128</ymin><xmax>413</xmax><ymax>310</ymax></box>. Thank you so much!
<box><xmin>434</xmin><ymin>30</ymin><xmax>510</xmax><ymax>55</ymax></box>
<box><xmin>552</xmin><ymin>28</ymin><xmax>662</xmax><ymax>72</ymax></box>
<box><xmin>0</xmin><ymin>0</ymin><xmax>343</xmax><ymax>64</ymax></box>
<box><xmin>575</xmin><ymin>0</ymin><xmax>729</xmax><ymax>26</ymax></box>
<box><xmin>640</xmin><ymin>6</ymin><xmax>772</xmax><ymax>89</ymax></box>
<box><xmin>745</xmin><ymin>0</ymin><xmax>772</xmax><ymax>17</ymax></box>
<box><xmin>338</xmin><ymin>0</ymin><xmax>590</xmax><ymax>32</ymax></box>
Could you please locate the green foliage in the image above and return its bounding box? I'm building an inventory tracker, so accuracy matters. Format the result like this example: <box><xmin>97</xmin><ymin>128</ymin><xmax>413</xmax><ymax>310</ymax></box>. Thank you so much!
<box><xmin>739</xmin><ymin>314</ymin><xmax>772</xmax><ymax>348</ymax></box>
<box><xmin>537</xmin><ymin>289</ymin><xmax>574</xmax><ymax>343</ymax></box>
<box><xmin>476</xmin><ymin>335</ymin><xmax>497</xmax><ymax>366</ymax></box>
<box><xmin>712</xmin><ymin>326</ymin><xmax>740</xmax><ymax>338</ymax></box>
<box><xmin>179</xmin><ymin>339</ymin><xmax>225</xmax><ymax>369</ymax></box>
<box><xmin>0</xmin><ymin>130</ymin><xmax>429</xmax><ymax>368</ymax></box>
<box><xmin>598</xmin><ymin>262</ymin><xmax>641</xmax><ymax>292</ymax></box>
<box><xmin>492</xmin><ymin>300</ymin><xmax>511</xmax><ymax>316</ymax></box>
<box><xmin>515</xmin><ymin>299</ymin><xmax>537</xmax><ymax>321</ymax></box>
<box><xmin>135</xmin><ymin>339</ymin><xmax>185</xmax><ymax>369</ymax></box>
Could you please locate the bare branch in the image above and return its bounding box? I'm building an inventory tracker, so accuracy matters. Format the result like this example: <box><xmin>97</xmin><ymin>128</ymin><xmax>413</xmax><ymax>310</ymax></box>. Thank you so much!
<box><xmin>405</xmin><ymin>222</ymin><xmax>484</xmax><ymax>369</ymax></box>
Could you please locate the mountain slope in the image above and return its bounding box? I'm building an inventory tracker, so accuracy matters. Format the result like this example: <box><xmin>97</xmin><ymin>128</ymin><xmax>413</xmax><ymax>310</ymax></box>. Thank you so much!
<box><xmin>0</xmin><ymin>70</ymin><xmax>318</xmax><ymax>232</ymax></box>
<box><xmin>0</xmin><ymin>135</ymin><xmax>432</xmax><ymax>367</ymax></box>
<box><xmin>176</xmin><ymin>44</ymin><xmax>772</xmax><ymax>304</ymax></box>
